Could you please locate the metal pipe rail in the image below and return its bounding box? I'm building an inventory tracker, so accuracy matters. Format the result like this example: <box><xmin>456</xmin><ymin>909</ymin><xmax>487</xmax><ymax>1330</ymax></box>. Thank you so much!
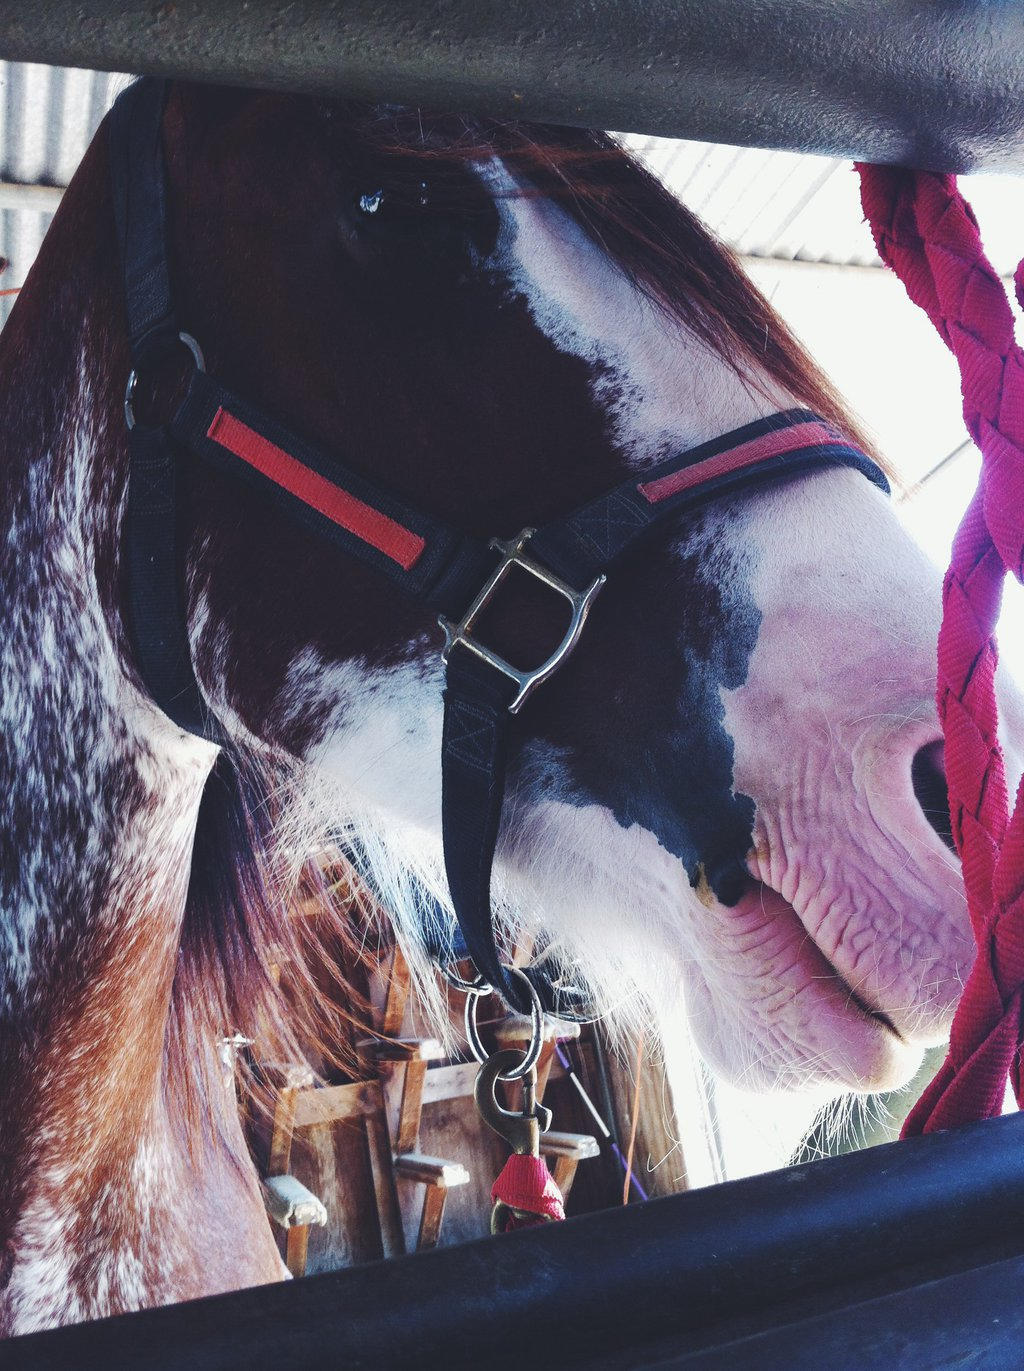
<box><xmin>14</xmin><ymin>1109</ymin><xmax>1024</xmax><ymax>1369</ymax></box>
<box><xmin>0</xmin><ymin>3</ymin><xmax>1022</xmax><ymax>172</ymax></box>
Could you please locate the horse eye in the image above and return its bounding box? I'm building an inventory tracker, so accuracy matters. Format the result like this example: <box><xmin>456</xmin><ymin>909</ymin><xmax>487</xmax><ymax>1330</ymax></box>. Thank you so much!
<box><xmin>351</xmin><ymin>171</ymin><xmax>498</xmax><ymax>261</ymax></box>
<box><xmin>358</xmin><ymin>188</ymin><xmax>384</xmax><ymax>215</ymax></box>
<box><xmin>356</xmin><ymin>180</ymin><xmax>430</xmax><ymax>219</ymax></box>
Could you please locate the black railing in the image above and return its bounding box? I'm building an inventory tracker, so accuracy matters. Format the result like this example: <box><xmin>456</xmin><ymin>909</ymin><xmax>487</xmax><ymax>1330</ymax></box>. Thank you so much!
<box><xmin>0</xmin><ymin>3</ymin><xmax>1022</xmax><ymax>170</ymax></box>
<box><xmin>13</xmin><ymin>1109</ymin><xmax>1024</xmax><ymax>1369</ymax></box>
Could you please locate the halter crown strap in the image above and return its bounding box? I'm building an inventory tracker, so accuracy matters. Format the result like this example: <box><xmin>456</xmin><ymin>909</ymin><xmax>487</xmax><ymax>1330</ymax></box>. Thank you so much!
<box><xmin>108</xmin><ymin>77</ymin><xmax>889</xmax><ymax>1015</ymax></box>
<box><xmin>109</xmin><ymin>80</ymin><xmax>222</xmax><ymax>741</ymax></box>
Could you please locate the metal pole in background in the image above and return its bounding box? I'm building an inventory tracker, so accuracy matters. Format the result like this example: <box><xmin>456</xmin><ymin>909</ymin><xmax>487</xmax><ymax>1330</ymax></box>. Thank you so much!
<box><xmin>0</xmin><ymin>3</ymin><xmax>1021</xmax><ymax>172</ymax></box>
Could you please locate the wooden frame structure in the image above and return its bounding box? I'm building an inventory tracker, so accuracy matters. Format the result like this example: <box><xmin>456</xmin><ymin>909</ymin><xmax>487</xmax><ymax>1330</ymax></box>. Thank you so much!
<box><xmin>255</xmin><ymin>939</ymin><xmax>609</xmax><ymax>1276</ymax></box>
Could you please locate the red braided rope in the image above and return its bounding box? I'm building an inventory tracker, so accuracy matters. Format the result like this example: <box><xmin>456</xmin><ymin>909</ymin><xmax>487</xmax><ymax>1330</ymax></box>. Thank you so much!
<box><xmin>856</xmin><ymin>164</ymin><xmax>1024</xmax><ymax>1133</ymax></box>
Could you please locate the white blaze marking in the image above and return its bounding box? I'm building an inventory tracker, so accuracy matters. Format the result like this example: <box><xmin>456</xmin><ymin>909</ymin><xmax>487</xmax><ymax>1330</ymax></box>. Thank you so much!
<box><xmin>486</xmin><ymin>159</ymin><xmax>790</xmax><ymax>468</ymax></box>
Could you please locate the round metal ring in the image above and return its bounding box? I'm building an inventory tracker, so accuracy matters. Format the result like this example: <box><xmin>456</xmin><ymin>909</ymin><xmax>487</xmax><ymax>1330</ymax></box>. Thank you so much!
<box><xmin>439</xmin><ymin>960</ymin><xmax>493</xmax><ymax>995</ymax></box>
<box><xmin>124</xmin><ymin>330</ymin><xmax>205</xmax><ymax>432</ymax></box>
<box><xmin>464</xmin><ymin>966</ymin><xmax>545</xmax><ymax>1081</ymax></box>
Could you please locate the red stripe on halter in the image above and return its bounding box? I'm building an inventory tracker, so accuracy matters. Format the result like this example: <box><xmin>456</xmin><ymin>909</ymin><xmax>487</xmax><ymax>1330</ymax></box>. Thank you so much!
<box><xmin>637</xmin><ymin>420</ymin><xmax>843</xmax><ymax>504</ymax></box>
<box><xmin>206</xmin><ymin>408</ymin><xmax>426</xmax><ymax>570</ymax></box>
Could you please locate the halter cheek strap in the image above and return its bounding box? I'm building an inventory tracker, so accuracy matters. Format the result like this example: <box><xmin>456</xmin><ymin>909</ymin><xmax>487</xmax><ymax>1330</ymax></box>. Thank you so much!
<box><xmin>108</xmin><ymin>78</ymin><xmax>889</xmax><ymax>1016</ymax></box>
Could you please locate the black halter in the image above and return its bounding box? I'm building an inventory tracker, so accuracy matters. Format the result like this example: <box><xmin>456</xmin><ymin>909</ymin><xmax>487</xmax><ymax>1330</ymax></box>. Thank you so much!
<box><xmin>108</xmin><ymin>78</ymin><xmax>889</xmax><ymax>1017</ymax></box>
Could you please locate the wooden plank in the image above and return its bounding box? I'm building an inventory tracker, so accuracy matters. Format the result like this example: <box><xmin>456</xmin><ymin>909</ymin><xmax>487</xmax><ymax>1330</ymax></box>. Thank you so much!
<box><xmin>540</xmin><ymin>1131</ymin><xmax>600</xmax><ymax>1161</ymax></box>
<box><xmin>540</xmin><ymin>1132</ymin><xmax>599</xmax><ymax>1199</ymax></box>
<box><xmin>420</xmin><ymin>1060</ymin><xmax>567</xmax><ymax>1107</ymax></box>
<box><xmin>420</xmin><ymin>1062</ymin><xmax>478</xmax><ymax>1105</ymax></box>
<box><xmin>407</xmin><ymin>1093</ymin><xmax>508</xmax><ymax>1249</ymax></box>
<box><xmin>381</xmin><ymin>946</ymin><xmax>412</xmax><ymax>1037</ymax></box>
<box><xmin>290</xmin><ymin>1119</ymin><xmax>385</xmax><ymax>1274</ymax></box>
<box><xmin>394</xmin><ymin>1154</ymin><xmax>471</xmax><ymax>1188</ymax></box>
<box><xmin>494</xmin><ymin>1017</ymin><xmax>581</xmax><ymax>1044</ymax></box>
<box><xmin>268</xmin><ymin>1096</ymin><xmax>297</xmax><ymax>1176</ymax></box>
<box><xmin>357</xmin><ymin>1037</ymin><xmax>444</xmax><ymax>1063</ymax></box>
<box><xmin>364</xmin><ymin>1108</ymin><xmax>406</xmax><ymax>1259</ymax></box>
<box><xmin>262</xmin><ymin>1175</ymin><xmax>328</xmax><ymax>1229</ymax></box>
<box><xmin>284</xmin><ymin>1224</ymin><xmax>310</xmax><ymax>1279</ymax></box>
<box><xmin>268</xmin><ymin>1085</ymin><xmax>301</xmax><ymax>1176</ymax></box>
<box><xmin>417</xmin><ymin>1186</ymin><xmax>448</xmax><ymax>1251</ymax></box>
<box><xmin>396</xmin><ymin>1059</ymin><xmax>427</xmax><ymax>1155</ymax></box>
<box><xmin>536</xmin><ymin>1039</ymin><xmax>556</xmax><ymax>1099</ymax></box>
<box><xmin>551</xmin><ymin>1156</ymin><xmax>579</xmax><ymax>1198</ymax></box>
<box><xmin>602</xmin><ymin>1031</ymin><xmax>690</xmax><ymax>1200</ymax></box>
<box><xmin>292</xmin><ymin>1080</ymin><xmax>384</xmax><ymax>1131</ymax></box>
<box><xmin>265</xmin><ymin>1063</ymin><xmax>317</xmax><ymax>1176</ymax></box>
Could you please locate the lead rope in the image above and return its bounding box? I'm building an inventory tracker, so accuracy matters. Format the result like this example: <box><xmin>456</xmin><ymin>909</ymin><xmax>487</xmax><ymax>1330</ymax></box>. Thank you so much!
<box><xmin>857</xmin><ymin>163</ymin><xmax>1024</xmax><ymax>1133</ymax></box>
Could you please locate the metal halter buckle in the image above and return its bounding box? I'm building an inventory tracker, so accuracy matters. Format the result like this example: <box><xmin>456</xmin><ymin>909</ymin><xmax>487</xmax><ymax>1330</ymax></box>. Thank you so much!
<box><xmin>438</xmin><ymin>527</ymin><xmax>606</xmax><ymax>715</ymax></box>
<box><xmin>124</xmin><ymin>330</ymin><xmax>205</xmax><ymax>432</ymax></box>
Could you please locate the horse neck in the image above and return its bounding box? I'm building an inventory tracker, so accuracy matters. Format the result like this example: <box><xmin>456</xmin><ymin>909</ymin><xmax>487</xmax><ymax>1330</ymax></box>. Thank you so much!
<box><xmin>0</xmin><ymin>133</ymin><xmax>275</xmax><ymax>1328</ymax></box>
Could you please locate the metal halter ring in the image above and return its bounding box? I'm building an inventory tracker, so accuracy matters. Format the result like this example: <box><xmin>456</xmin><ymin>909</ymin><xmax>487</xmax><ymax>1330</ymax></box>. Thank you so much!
<box><xmin>440</xmin><ymin>961</ymin><xmax>494</xmax><ymax>995</ymax></box>
<box><xmin>465</xmin><ymin>966</ymin><xmax>545</xmax><ymax>1082</ymax></box>
<box><xmin>124</xmin><ymin>330</ymin><xmax>205</xmax><ymax>432</ymax></box>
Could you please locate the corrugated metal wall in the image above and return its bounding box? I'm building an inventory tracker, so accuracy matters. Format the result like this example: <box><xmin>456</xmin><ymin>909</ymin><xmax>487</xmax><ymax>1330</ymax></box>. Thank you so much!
<box><xmin>625</xmin><ymin>133</ymin><xmax>1024</xmax><ymax>278</ymax></box>
<box><xmin>0</xmin><ymin>63</ymin><xmax>123</xmax><ymax>326</ymax></box>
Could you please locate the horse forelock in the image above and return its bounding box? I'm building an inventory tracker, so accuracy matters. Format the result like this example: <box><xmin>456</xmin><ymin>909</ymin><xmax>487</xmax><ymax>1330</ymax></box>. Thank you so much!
<box><xmin>312</xmin><ymin>99</ymin><xmax>880</xmax><ymax>461</ymax></box>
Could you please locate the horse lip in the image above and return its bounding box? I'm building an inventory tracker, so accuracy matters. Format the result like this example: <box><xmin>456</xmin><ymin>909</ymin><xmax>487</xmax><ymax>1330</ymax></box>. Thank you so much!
<box><xmin>739</xmin><ymin>872</ymin><xmax>906</xmax><ymax>1042</ymax></box>
<box><xmin>848</xmin><ymin>991</ymin><xmax>902</xmax><ymax>1041</ymax></box>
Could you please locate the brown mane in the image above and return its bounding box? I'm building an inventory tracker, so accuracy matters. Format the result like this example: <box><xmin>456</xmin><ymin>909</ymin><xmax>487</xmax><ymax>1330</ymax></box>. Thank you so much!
<box><xmin>167</xmin><ymin>753</ymin><xmax>374</xmax><ymax>1163</ymax></box>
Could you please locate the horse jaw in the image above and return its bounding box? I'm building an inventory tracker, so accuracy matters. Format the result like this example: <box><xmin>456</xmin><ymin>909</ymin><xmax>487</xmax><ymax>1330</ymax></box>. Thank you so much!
<box><xmin>490</xmin><ymin>478</ymin><xmax>980</xmax><ymax>1098</ymax></box>
<box><xmin>709</xmin><ymin>468</ymin><xmax>979</xmax><ymax>1091</ymax></box>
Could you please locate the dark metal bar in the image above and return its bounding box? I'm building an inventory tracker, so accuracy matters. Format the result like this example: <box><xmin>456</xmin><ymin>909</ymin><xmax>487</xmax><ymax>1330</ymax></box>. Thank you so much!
<box><xmin>0</xmin><ymin>3</ymin><xmax>1022</xmax><ymax>171</ymax></box>
<box><xmin>13</xmin><ymin>1109</ymin><xmax>1024</xmax><ymax>1369</ymax></box>
<box><xmin>662</xmin><ymin>1251</ymin><xmax>1024</xmax><ymax>1368</ymax></box>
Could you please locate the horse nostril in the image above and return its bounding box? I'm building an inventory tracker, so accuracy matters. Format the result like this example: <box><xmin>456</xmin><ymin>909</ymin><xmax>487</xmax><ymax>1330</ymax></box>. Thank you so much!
<box><xmin>911</xmin><ymin>741</ymin><xmax>956</xmax><ymax>852</ymax></box>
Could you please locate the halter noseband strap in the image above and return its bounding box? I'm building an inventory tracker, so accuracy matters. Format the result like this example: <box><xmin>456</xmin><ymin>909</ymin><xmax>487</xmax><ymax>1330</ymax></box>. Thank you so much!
<box><xmin>108</xmin><ymin>78</ymin><xmax>889</xmax><ymax>1016</ymax></box>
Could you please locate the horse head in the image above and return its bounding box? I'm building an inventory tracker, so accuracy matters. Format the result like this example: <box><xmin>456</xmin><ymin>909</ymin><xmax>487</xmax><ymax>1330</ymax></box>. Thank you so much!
<box><xmin>0</xmin><ymin>80</ymin><xmax>1009</xmax><ymax>1326</ymax></box>
<box><xmin>163</xmin><ymin>86</ymin><xmax>980</xmax><ymax>1083</ymax></box>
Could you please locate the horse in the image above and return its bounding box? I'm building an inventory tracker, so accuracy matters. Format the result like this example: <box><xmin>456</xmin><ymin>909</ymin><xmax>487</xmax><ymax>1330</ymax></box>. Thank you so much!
<box><xmin>0</xmin><ymin>77</ymin><xmax>1007</xmax><ymax>1333</ymax></box>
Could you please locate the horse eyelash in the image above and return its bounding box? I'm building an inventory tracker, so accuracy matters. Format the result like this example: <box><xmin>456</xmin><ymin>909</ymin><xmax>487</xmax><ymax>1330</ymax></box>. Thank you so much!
<box><xmin>357</xmin><ymin>177</ymin><xmax>433</xmax><ymax>215</ymax></box>
<box><xmin>357</xmin><ymin>189</ymin><xmax>385</xmax><ymax>215</ymax></box>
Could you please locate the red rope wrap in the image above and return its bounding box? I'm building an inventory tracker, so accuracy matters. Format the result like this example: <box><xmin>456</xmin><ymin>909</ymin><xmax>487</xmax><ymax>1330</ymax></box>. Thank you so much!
<box><xmin>491</xmin><ymin>1154</ymin><xmax>566</xmax><ymax>1228</ymax></box>
<box><xmin>856</xmin><ymin>163</ymin><xmax>1024</xmax><ymax>1133</ymax></box>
